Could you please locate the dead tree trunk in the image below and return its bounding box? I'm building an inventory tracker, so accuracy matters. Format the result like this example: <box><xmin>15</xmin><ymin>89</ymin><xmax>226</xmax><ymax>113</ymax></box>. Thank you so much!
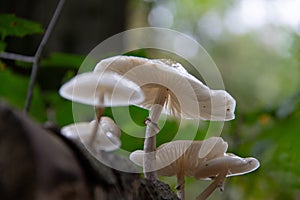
<box><xmin>0</xmin><ymin>102</ymin><xmax>178</xmax><ymax>200</ymax></box>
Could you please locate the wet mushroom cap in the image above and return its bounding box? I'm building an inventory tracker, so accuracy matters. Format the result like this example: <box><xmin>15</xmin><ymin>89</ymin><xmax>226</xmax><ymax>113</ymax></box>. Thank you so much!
<box><xmin>194</xmin><ymin>153</ymin><xmax>260</xmax><ymax>179</ymax></box>
<box><xmin>94</xmin><ymin>56</ymin><xmax>236</xmax><ymax>121</ymax></box>
<box><xmin>59</xmin><ymin>71</ymin><xmax>144</xmax><ymax>107</ymax></box>
<box><xmin>129</xmin><ymin>137</ymin><xmax>228</xmax><ymax>177</ymax></box>
<box><xmin>61</xmin><ymin>117</ymin><xmax>121</xmax><ymax>152</ymax></box>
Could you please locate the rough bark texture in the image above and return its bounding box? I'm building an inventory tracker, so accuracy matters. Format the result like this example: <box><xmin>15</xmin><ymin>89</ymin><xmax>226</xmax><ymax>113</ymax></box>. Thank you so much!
<box><xmin>0</xmin><ymin>102</ymin><xmax>179</xmax><ymax>200</ymax></box>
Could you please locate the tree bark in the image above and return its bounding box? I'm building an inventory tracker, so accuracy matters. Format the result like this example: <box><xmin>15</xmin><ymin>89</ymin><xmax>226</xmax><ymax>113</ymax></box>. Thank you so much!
<box><xmin>0</xmin><ymin>102</ymin><xmax>179</xmax><ymax>200</ymax></box>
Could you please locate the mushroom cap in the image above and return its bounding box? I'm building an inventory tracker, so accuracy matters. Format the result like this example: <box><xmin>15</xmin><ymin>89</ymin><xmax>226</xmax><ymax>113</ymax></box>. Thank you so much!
<box><xmin>194</xmin><ymin>153</ymin><xmax>260</xmax><ymax>180</ymax></box>
<box><xmin>59</xmin><ymin>71</ymin><xmax>144</xmax><ymax>107</ymax></box>
<box><xmin>129</xmin><ymin>137</ymin><xmax>228</xmax><ymax>177</ymax></box>
<box><xmin>61</xmin><ymin>117</ymin><xmax>121</xmax><ymax>152</ymax></box>
<box><xmin>198</xmin><ymin>135</ymin><xmax>228</xmax><ymax>159</ymax></box>
<box><xmin>94</xmin><ymin>56</ymin><xmax>236</xmax><ymax>121</ymax></box>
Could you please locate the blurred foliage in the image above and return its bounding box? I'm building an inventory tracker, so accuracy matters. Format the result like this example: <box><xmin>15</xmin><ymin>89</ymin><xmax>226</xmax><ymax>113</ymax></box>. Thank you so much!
<box><xmin>1</xmin><ymin>1</ymin><xmax>300</xmax><ymax>200</ymax></box>
<box><xmin>0</xmin><ymin>68</ymin><xmax>46</xmax><ymax>121</ymax></box>
<box><xmin>128</xmin><ymin>0</ymin><xmax>300</xmax><ymax>199</ymax></box>
<box><xmin>40</xmin><ymin>53</ymin><xmax>86</xmax><ymax>69</ymax></box>
<box><xmin>0</xmin><ymin>14</ymin><xmax>43</xmax><ymax>38</ymax></box>
<box><xmin>0</xmin><ymin>14</ymin><xmax>43</xmax><ymax>47</ymax></box>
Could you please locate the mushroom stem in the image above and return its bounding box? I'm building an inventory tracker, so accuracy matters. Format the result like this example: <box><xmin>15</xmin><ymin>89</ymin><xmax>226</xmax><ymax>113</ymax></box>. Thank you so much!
<box><xmin>88</xmin><ymin>95</ymin><xmax>105</xmax><ymax>149</ymax></box>
<box><xmin>88</xmin><ymin>106</ymin><xmax>104</xmax><ymax>148</ymax></box>
<box><xmin>177</xmin><ymin>177</ymin><xmax>185</xmax><ymax>200</ymax></box>
<box><xmin>143</xmin><ymin>88</ymin><xmax>168</xmax><ymax>180</ymax></box>
<box><xmin>176</xmin><ymin>163</ymin><xmax>185</xmax><ymax>200</ymax></box>
<box><xmin>196</xmin><ymin>171</ymin><xmax>227</xmax><ymax>200</ymax></box>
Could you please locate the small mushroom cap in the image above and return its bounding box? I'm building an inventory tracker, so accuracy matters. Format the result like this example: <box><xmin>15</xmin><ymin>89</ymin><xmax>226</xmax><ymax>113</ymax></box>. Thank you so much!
<box><xmin>59</xmin><ymin>71</ymin><xmax>144</xmax><ymax>106</ymax></box>
<box><xmin>129</xmin><ymin>137</ymin><xmax>228</xmax><ymax>177</ymax></box>
<box><xmin>94</xmin><ymin>56</ymin><xmax>235</xmax><ymax>121</ymax></box>
<box><xmin>61</xmin><ymin>117</ymin><xmax>121</xmax><ymax>152</ymax></box>
<box><xmin>194</xmin><ymin>153</ymin><xmax>260</xmax><ymax>180</ymax></box>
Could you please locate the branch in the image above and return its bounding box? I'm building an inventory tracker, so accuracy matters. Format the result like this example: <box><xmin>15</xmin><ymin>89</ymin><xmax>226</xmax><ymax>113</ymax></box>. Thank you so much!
<box><xmin>24</xmin><ymin>0</ymin><xmax>65</xmax><ymax>113</ymax></box>
<box><xmin>0</xmin><ymin>52</ymin><xmax>34</xmax><ymax>62</ymax></box>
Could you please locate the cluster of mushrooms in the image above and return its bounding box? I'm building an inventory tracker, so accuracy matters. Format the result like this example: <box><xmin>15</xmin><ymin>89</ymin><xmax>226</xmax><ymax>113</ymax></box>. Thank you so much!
<box><xmin>59</xmin><ymin>55</ymin><xmax>260</xmax><ymax>200</ymax></box>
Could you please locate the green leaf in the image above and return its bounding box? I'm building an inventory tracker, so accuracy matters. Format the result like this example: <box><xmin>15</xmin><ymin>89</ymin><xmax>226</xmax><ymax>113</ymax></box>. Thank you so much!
<box><xmin>0</xmin><ymin>14</ymin><xmax>43</xmax><ymax>40</ymax></box>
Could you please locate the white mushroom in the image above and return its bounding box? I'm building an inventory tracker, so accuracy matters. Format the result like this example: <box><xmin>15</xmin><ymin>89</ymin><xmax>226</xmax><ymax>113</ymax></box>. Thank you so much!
<box><xmin>129</xmin><ymin>137</ymin><xmax>228</xmax><ymax>200</ymax></box>
<box><xmin>95</xmin><ymin>55</ymin><xmax>236</xmax><ymax>180</ymax></box>
<box><xmin>195</xmin><ymin>153</ymin><xmax>260</xmax><ymax>200</ymax></box>
<box><xmin>94</xmin><ymin>56</ymin><xmax>236</xmax><ymax>120</ymax></box>
<box><xmin>59</xmin><ymin>71</ymin><xmax>144</xmax><ymax>107</ymax></box>
<box><xmin>59</xmin><ymin>71</ymin><xmax>144</xmax><ymax>147</ymax></box>
<box><xmin>195</xmin><ymin>153</ymin><xmax>260</xmax><ymax>179</ymax></box>
<box><xmin>61</xmin><ymin>117</ymin><xmax>121</xmax><ymax>152</ymax></box>
<box><xmin>130</xmin><ymin>137</ymin><xmax>260</xmax><ymax>200</ymax></box>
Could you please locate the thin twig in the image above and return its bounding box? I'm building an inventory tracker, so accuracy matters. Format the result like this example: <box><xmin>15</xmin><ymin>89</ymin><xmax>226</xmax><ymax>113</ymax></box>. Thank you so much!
<box><xmin>24</xmin><ymin>0</ymin><xmax>65</xmax><ymax>113</ymax></box>
<box><xmin>0</xmin><ymin>52</ymin><xmax>34</xmax><ymax>63</ymax></box>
